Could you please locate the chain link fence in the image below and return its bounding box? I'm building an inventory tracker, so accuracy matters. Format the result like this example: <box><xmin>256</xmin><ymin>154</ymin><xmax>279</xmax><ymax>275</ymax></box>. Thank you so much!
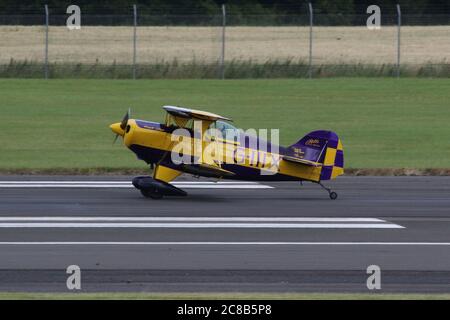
<box><xmin>0</xmin><ymin>5</ymin><xmax>448</xmax><ymax>78</ymax></box>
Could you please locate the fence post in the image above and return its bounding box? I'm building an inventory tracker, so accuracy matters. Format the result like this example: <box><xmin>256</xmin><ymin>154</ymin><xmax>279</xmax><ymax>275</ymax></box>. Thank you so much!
<box><xmin>44</xmin><ymin>4</ymin><xmax>49</xmax><ymax>79</ymax></box>
<box><xmin>133</xmin><ymin>4</ymin><xmax>137</xmax><ymax>80</ymax></box>
<box><xmin>308</xmin><ymin>2</ymin><xmax>313</xmax><ymax>79</ymax></box>
<box><xmin>220</xmin><ymin>4</ymin><xmax>226</xmax><ymax>79</ymax></box>
<box><xmin>396</xmin><ymin>4</ymin><xmax>401</xmax><ymax>78</ymax></box>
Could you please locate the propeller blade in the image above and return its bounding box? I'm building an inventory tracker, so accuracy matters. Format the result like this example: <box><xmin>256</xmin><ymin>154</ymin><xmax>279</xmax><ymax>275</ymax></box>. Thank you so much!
<box><xmin>113</xmin><ymin>134</ymin><xmax>119</xmax><ymax>145</ymax></box>
<box><xmin>120</xmin><ymin>108</ymin><xmax>131</xmax><ymax>130</ymax></box>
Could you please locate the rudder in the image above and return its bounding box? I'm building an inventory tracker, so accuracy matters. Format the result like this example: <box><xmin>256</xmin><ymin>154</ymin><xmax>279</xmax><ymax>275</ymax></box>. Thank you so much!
<box><xmin>288</xmin><ymin>130</ymin><xmax>344</xmax><ymax>181</ymax></box>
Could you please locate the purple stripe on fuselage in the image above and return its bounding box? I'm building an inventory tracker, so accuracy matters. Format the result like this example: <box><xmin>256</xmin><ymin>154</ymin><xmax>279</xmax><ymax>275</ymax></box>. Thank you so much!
<box><xmin>220</xmin><ymin>163</ymin><xmax>300</xmax><ymax>181</ymax></box>
<box><xmin>135</xmin><ymin>120</ymin><xmax>194</xmax><ymax>137</ymax></box>
<box><xmin>135</xmin><ymin>120</ymin><xmax>166</xmax><ymax>131</ymax></box>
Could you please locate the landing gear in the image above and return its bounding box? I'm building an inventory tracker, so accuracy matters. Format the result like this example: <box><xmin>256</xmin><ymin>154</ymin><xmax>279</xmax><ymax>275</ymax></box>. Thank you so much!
<box><xmin>318</xmin><ymin>182</ymin><xmax>338</xmax><ymax>200</ymax></box>
<box><xmin>132</xmin><ymin>176</ymin><xmax>187</xmax><ymax>199</ymax></box>
<box><xmin>140</xmin><ymin>188</ymin><xmax>163</xmax><ymax>199</ymax></box>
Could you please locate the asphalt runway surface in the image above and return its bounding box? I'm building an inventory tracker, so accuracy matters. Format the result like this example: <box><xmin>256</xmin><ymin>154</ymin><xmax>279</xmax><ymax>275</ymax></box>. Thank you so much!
<box><xmin>0</xmin><ymin>175</ymin><xmax>449</xmax><ymax>294</ymax></box>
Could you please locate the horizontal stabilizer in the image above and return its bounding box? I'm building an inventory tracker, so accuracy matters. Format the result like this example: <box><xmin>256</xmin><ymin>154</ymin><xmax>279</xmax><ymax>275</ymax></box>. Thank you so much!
<box><xmin>282</xmin><ymin>155</ymin><xmax>322</xmax><ymax>167</ymax></box>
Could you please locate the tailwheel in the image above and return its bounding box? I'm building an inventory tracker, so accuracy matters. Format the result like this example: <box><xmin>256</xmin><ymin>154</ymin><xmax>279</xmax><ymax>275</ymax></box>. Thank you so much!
<box><xmin>329</xmin><ymin>191</ymin><xmax>338</xmax><ymax>200</ymax></box>
<box><xmin>140</xmin><ymin>188</ymin><xmax>163</xmax><ymax>200</ymax></box>
<box><xmin>318</xmin><ymin>182</ymin><xmax>338</xmax><ymax>200</ymax></box>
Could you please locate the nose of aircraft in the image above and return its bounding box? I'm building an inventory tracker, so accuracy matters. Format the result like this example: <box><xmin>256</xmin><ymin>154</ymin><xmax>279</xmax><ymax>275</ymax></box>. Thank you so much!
<box><xmin>110</xmin><ymin>122</ymin><xmax>125</xmax><ymax>136</ymax></box>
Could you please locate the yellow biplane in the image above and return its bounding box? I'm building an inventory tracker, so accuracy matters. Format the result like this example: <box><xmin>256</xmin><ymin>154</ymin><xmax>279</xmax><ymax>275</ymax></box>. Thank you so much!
<box><xmin>110</xmin><ymin>106</ymin><xmax>344</xmax><ymax>199</ymax></box>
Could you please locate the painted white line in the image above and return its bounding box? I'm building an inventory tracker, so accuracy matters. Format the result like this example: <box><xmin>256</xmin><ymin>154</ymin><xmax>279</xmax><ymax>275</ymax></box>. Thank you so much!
<box><xmin>0</xmin><ymin>181</ymin><xmax>131</xmax><ymax>184</ymax></box>
<box><xmin>173</xmin><ymin>185</ymin><xmax>273</xmax><ymax>189</ymax></box>
<box><xmin>167</xmin><ymin>181</ymin><xmax>259</xmax><ymax>184</ymax></box>
<box><xmin>0</xmin><ymin>181</ymin><xmax>259</xmax><ymax>184</ymax></box>
<box><xmin>0</xmin><ymin>242</ymin><xmax>446</xmax><ymax>246</ymax></box>
<box><xmin>0</xmin><ymin>181</ymin><xmax>273</xmax><ymax>189</ymax></box>
<box><xmin>0</xmin><ymin>185</ymin><xmax>132</xmax><ymax>188</ymax></box>
<box><xmin>0</xmin><ymin>217</ymin><xmax>385</xmax><ymax>222</ymax></box>
<box><xmin>0</xmin><ymin>184</ymin><xmax>273</xmax><ymax>189</ymax></box>
<box><xmin>0</xmin><ymin>223</ymin><xmax>404</xmax><ymax>229</ymax></box>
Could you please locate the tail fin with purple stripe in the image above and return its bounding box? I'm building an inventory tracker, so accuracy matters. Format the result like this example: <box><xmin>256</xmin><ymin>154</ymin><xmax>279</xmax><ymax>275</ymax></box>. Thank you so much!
<box><xmin>287</xmin><ymin>130</ymin><xmax>344</xmax><ymax>180</ymax></box>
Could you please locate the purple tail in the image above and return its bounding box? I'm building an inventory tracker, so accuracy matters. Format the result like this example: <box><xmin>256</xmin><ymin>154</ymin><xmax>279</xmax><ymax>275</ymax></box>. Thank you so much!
<box><xmin>287</xmin><ymin>130</ymin><xmax>344</xmax><ymax>180</ymax></box>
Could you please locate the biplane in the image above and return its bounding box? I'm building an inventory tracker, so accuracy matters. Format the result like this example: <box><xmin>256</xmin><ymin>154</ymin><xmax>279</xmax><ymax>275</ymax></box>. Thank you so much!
<box><xmin>110</xmin><ymin>106</ymin><xmax>344</xmax><ymax>199</ymax></box>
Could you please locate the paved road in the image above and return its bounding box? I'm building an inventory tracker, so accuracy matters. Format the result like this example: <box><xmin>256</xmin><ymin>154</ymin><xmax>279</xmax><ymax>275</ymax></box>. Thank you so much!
<box><xmin>0</xmin><ymin>175</ymin><xmax>449</xmax><ymax>293</ymax></box>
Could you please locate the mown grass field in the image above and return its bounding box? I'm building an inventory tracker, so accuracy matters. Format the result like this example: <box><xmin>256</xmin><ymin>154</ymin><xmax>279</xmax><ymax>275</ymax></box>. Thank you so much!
<box><xmin>0</xmin><ymin>78</ymin><xmax>449</xmax><ymax>171</ymax></box>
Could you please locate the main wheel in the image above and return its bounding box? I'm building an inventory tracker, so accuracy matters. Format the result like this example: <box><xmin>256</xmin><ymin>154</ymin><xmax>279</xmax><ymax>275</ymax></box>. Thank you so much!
<box><xmin>140</xmin><ymin>188</ymin><xmax>163</xmax><ymax>199</ymax></box>
<box><xmin>329</xmin><ymin>191</ymin><xmax>338</xmax><ymax>200</ymax></box>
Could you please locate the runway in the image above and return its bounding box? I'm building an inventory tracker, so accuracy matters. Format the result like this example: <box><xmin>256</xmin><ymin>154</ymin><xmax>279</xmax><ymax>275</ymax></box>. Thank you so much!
<box><xmin>0</xmin><ymin>175</ymin><xmax>449</xmax><ymax>293</ymax></box>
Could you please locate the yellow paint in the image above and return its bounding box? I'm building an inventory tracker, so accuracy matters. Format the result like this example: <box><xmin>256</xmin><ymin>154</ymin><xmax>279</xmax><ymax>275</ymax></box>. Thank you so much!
<box><xmin>278</xmin><ymin>160</ymin><xmax>322</xmax><ymax>182</ymax></box>
<box><xmin>153</xmin><ymin>165</ymin><xmax>182</xmax><ymax>182</ymax></box>
<box><xmin>331</xmin><ymin>166</ymin><xmax>344</xmax><ymax>179</ymax></box>
<box><xmin>324</xmin><ymin>148</ymin><xmax>337</xmax><ymax>166</ymax></box>
<box><xmin>110</xmin><ymin>123</ymin><xmax>124</xmax><ymax>136</ymax></box>
<box><xmin>337</xmin><ymin>139</ymin><xmax>343</xmax><ymax>151</ymax></box>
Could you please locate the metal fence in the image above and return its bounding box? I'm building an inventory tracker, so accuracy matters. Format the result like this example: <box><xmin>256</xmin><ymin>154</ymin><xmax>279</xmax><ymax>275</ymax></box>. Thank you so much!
<box><xmin>0</xmin><ymin>4</ymin><xmax>449</xmax><ymax>79</ymax></box>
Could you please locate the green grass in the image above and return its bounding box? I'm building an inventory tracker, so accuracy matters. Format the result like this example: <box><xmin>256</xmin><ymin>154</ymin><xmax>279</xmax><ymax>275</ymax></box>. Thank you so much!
<box><xmin>0</xmin><ymin>78</ymin><xmax>449</xmax><ymax>170</ymax></box>
<box><xmin>1</xmin><ymin>60</ymin><xmax>449</xmax><ymax>79</ymax></box>
<box><xmin>1</xmin><ymin>292</ymin><xmax>450</xmax><ymax>300</ymax></box>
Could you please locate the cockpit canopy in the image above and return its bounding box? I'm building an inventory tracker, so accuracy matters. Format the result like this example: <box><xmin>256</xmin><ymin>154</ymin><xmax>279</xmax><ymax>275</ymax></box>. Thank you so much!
<box><xmin>210</xmin><ymin>120</ymin><xmax>239</xmax><ymax>135</ymax></box>
<box><xmin>207</xmin><ymin>120</ymin><xmax>242</xmax><ymax>142</ymax></box>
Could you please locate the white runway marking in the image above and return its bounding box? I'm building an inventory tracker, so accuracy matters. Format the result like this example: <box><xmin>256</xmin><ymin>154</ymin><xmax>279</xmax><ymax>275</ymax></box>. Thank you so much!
<box><xmin>0</xmin><ymin>217</ymin><xmax>385</xmax><ymax>222</ymax></box>
<box><xmin>0</xmin><ymin>181</ymin><xmax>273</xmax><ymax>189</ymax></box>
<box><xmin>0</xmin><ymin>217</ymin><xmax>404</xmax><ymax>229</ymax></box>
<box><xmin>0</xmin><ymin>185</ymin><xmax>272</xmax><ymax>189</ymax></box>
<box><xmin>0</xmin><ymin>223</ymin><xmax>403</xmax><ymax>228</ymax></box>
<box><xmin>0</xmin><ymin>181</ymin><xmax>258</xmax><ymax>184</ymax></box>
<box><xmin>0</xmin><ymin>242</ymin><xmax>446</xmax><ymax>246</ymax></box>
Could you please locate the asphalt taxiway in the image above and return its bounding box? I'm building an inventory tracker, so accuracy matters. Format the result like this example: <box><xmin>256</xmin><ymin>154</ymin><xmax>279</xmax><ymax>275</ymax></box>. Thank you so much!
<box><xmin>0</xmin><ymin>175</ymin><xmax>449</xmax><ymax>293</ymax></box>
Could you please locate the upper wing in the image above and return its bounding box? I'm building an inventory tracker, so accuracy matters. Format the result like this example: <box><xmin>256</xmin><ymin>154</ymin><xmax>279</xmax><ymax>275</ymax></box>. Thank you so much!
<box><xmin>163</xmin><ymin>105</ymin><xmax>232</xmax><ymax>122</ymax></box>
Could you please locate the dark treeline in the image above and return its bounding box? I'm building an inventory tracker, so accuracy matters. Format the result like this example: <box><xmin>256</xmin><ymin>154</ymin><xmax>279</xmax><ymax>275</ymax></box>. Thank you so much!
<box><xmin>0</xmin><ymin>0</ymin><xmax>448</xmax><ymax>15</ymax></box>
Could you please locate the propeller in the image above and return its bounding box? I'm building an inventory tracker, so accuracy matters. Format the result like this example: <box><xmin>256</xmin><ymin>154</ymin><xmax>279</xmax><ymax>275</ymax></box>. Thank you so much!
<box><xmin>120</xmin><ymin>108</ymin><xmax>131</xmax><ymax>130</ymax></box>
<box><xmin>112</xmin><ymin>133</ymin><xmax>120</xmax><ymax>145</ymax></box>
<box><xmin>112</xmin><ymin>108</ymin><xmax>131</xmax><ymax>145</ymax></box>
